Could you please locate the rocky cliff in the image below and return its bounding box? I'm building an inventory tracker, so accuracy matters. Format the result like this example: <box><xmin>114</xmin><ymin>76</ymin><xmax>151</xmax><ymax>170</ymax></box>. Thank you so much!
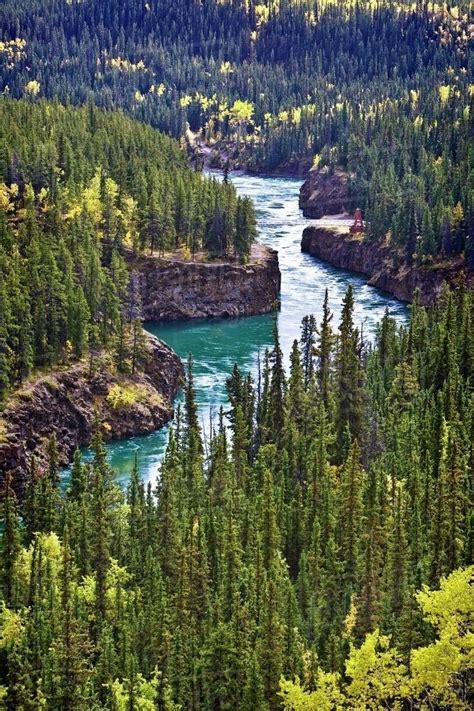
<box><xmin>301</xmin><ymin>225</ymin><xmax>471</xmax><ymax>304</ymax></box>
<box><xmin>129</xmin><ymin>244</ymin><xmax>280</xmax><ymax>321</ymax></box>
<box><xmin>0</xmin><ymin>333</ymin><xmax>183</xmax><ymax>497</ymax></box>
<box><xmin>299</xmin><ymin>167</ymin><xmax>351</xmax><ymax>218</ymax></box>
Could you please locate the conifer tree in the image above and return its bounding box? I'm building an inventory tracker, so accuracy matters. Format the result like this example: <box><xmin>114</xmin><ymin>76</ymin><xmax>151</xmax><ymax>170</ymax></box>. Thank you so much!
<box><xmin>1</xmin><ymin>472</ymin><xmax>21</xmax><ymax>608</ymax></box>
<box><xmin>315</xmin><ymin>289</ymin><xmax>335</xmax><ymax>408</ymax></box>
<box><xmin>267</xmin><ymin>321</ymin><xmax>285</xmax><ymax>443</ymax></box>
<box><xmin>335</xmin><ymin>286</ymin><xmax>364</xmax><ymax>459</ymax></box>
<box><xmin>338</xmin><ymin>440</ymin><xmax>364</xmax><ymax>608</ymax></box>
<box><xmin>0</xmin><ymin>274</ymin><xmax>12</xmax><ymax>401</ymax></box>
<box><xmin>300</xmin><ymin>315</ymin><xmax>316</xmax><ymax>389</ymax></box>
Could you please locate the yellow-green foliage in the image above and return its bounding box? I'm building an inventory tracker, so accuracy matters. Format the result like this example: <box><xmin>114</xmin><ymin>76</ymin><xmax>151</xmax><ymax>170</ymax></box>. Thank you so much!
<box><xmin>279</xmin><ymin>566</ymin><xmax>474</xmax><ymax>710</ymax></box>
<box><xmin>345</xmin><ymin>631</ymin><xmax>408</xmax><ymax>708</ymax></box>
<box><xmin>106</xmin><ymin>383</ymin><xmax>142</xmax><ymax>409</ymax></box>
<box><xmin>0</xmin><ymin>606</ymin><xmax>23</xmax><ymax>651</ymax></box>
<box><xmin>410</xmin><ymin>566</ymin><xmax>474</xmax><ymax>708</ymax></box>
<box><xmin>24</xmin><ymin>79</ymin><xmax>40</xmax><ymax>96</ymax></box>
<box><xmin>280</xmin><ymin>671</ymin><xmax>344</xmax><ymax>710</ymax></box>
<box><xmin>106</xmin><ymin>383</ymin><xmax>161</xmax><ymax>410</ymax></box>
<box><xmin>109</xmin><ymin>670</ymin><xmax>180</xmax><ymax>710</ymax></box>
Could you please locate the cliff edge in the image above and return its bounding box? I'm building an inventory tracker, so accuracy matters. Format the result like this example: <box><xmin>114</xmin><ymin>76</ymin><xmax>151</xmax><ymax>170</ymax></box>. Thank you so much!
<box><xmin>0</xmin><ymin>333</ymin><xmax>183</xmax><ymax>497</ymax></box>
<box><xmin>299</xmin><ymin>167</ymin><xmax>351</xmax><ymax>219</ymax></box>
<box><xmin>301</xmin><ymin>222</ymin><xmax>471</xmax><ymax>304</ymax></box>
<box><xmin>129</xmin><ymin>243</ymin><xmax>280</xmax><ymax>321</ymax></box>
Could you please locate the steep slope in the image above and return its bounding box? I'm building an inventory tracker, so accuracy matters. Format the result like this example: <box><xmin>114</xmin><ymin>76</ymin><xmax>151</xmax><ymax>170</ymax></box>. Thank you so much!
<box><xmin>0</xmin><ymin>333</ymin><xmax>183</xmax><ymax>496</ymax></box>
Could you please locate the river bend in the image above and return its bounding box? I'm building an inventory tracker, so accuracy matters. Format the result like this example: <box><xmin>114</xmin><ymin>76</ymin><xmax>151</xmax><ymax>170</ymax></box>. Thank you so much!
<box><xmin>69</xmin><ymin>174</ymin><xmax>407</xmax><ymax>486</ymax></box>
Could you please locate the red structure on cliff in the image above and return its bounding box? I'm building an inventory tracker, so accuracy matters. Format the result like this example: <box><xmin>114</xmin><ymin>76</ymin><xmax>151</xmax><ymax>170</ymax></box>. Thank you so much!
<box><xmin>350</xmin><ymin>208</ymin><xmax>364</xmax><ymax>234</ymax></box>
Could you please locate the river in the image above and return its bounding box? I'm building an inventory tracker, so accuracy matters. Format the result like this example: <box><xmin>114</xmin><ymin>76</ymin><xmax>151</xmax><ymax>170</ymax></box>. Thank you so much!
<box><xmin>68</xmin><ymin>173</ymin><xmax>408</xmax><ymax>487</ymax></box>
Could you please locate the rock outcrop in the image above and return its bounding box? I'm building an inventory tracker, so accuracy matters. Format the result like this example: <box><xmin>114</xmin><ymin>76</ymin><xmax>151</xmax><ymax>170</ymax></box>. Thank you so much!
<box><xmin>0</xmin><ymin>243</ymin><xmax>280</xmax><ymax>497</ymax></box>
<box><xmin>0</xmin><ymin>333</ymin><xmax>183</xmax><ymax>497</ymax></box>
<box><xmin>299</xmin><ymin>167</ymin><xmax>351</xmax><ymax>218</ymax></box>
<box><xmin>301</xmin><ymin>225</ymin><xmax>471</xmax><ymax>304</ymax></box>
<box><xmin>129</xmin><ymin>244</ymin><xmax>280</xmax><ymax>321</ymax></box>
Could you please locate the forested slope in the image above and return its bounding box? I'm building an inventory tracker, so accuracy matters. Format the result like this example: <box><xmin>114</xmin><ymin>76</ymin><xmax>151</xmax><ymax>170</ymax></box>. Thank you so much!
<box><xmin>0</xmin><ymin>99</ymin><xmax>256</xmax><ymax>403</ymax></box>
<box><xmin>0</xmin><ymin>1</ymin><xmax>469</xmax><ymax>139</ymax></box>
<box><xmin>0</xmin><ymin>0</ymin><xmax>471</xmax><ymax>264</ymax></box>
<box><xmin>1</xmin><ymin>287</ymin><xmax>473</xmax><ymax>708</ymax></box>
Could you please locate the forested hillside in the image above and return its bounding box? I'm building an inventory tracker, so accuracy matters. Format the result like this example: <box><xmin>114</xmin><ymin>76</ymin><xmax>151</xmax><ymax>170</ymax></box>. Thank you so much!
<box><xmin>0</xmin><ymin>1</ymin><xmax>471</xmax><ymax>262</ymax></box>
<box><xmin>1</xmin><ymin>288</ymin><xmax>473</xmax><ymax>708</ymax></box>
<box><xmin>0</xmin><ymin>99</ymin><xmax>256</xmax><ymax>402</ymax></box>
<box><xmin>0</xmin><ymin>2</ymin><xmax>473</xmax><ymax>708</ymax></box>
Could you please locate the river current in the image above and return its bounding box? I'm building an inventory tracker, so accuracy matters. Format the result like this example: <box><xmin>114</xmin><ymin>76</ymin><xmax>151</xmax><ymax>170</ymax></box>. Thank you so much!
<box><xmin>68</xmin><ymin>173</ymin><xmax>408</xmax><ymax>487</ymax></box>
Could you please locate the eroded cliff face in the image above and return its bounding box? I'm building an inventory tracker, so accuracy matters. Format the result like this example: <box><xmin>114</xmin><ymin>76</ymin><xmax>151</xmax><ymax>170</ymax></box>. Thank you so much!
<box><xmin>301</xmin><ymin>226</ymin><xmax>471</xmax><ymax>304</ymax></box>
<box><xmin>0</xmin><ymin>334</ymin><xmax>183</xmax><ymax>497</ymax></box>
<box><xmin>129</xmin><ymin>244</ymin><xmax>280</xmax><ymax>321</ymax></box>
<box><xmin>299</xmin><ymin>167</ymin><xmax>351</xmax><ymax>218</ymax></box>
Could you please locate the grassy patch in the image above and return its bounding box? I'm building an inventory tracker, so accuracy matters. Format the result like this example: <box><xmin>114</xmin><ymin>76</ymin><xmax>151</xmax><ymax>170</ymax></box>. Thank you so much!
<box><xmin>43</xmin><ymin>376</ymin><xmax>59</xmax><ymax>392</ymax></box>
<box><xmin>0</xmin><ymin>418</ymin><xmax>8</xmax><ymax>444</ymax></box>
<box><xmin>106</xmin><ymin>383</ymin><xmax>163</xmax><ymax>410</ymax></box>
<box><xmin>16</xmin><ymin>389</ymin><xmax>33</xmax><ymax>402</ymax></box>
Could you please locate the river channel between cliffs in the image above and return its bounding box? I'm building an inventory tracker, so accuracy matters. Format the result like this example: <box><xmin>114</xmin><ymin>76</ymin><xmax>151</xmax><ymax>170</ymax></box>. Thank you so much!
<box><xmin>66</xmin><ymin>173</ymin><xmax>408</xmax><ymax>488</ymax></box>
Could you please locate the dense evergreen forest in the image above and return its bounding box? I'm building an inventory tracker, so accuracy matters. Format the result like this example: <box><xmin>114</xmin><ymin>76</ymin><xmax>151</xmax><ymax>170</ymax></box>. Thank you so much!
<box><xmin>0</xmin><ymin>0</ymin><xmax>472</xmax><ymax>261</ymax></box>
<box><xmin>0</xmin><ymin>99</ymin><xmax>256</xmax><ymax>402</ymax></box>
<box><xmin>1</xmin><ymin>288</ymin><xmax>473</xmax><ymax>708</ymax></box>
<box><xmin>0</xmin><ymin>1</ymin><xmax>473</xmax><ymax>708</ymax></box>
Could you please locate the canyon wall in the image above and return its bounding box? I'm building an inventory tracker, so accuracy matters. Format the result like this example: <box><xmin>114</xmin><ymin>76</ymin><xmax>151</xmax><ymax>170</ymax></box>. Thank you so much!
<box><xmin>299</xmin><ymin>167</ymin><xmax>351</xmax><ymax>218</ymax></box>
<box><xmin>129</xmin><ymin>244</ymin><xmax>280</xmax><ymax>321</ymax></box>
<box><xmin>301</xmin><ymin>226</ymin><xmax>470</xmax><ymax>304</ymax></box>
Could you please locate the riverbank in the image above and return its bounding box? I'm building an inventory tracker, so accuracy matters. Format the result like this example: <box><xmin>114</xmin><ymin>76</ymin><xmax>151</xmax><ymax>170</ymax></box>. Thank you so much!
<box><xmin>129</xmin><ymin>243</ymin><xmax>280</xmax><ymax>321</ymax></box>
<box><xmin>3</xmin><ymin>173</ymin><xmax>409</xmax><ymax>493</ymax></box>
<box><xmin>301</xmin><ymin>221</ymin><xmax>471</xmax><ymax>304</ymax></box>
<box><xmin>0</xmin><ymin>333</ymin><xmax>183</xmax><ymax>497</ymax></box>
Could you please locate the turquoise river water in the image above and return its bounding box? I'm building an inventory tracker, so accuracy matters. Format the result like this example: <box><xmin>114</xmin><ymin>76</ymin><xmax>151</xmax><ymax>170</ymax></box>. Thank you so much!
<box><xmin>67</xmin><ymin>173</ymin><xmax>408</xmax><ymax>487</ymax></box>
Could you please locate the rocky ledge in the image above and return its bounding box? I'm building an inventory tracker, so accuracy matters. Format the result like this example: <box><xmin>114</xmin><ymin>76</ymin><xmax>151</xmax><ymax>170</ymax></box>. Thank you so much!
<box><xmin>129</xmin><ymin>243</ymin><xmax>280</xmax><ymax>321</ymax></box>
<box><xmin>0</xmin><ymin>333</ymin><xmax>183</xmax><ymax>497</ymax></box>
<box><xmin>299</xmin><ymin>167</ymin><xmax>352</xmax><ymax>219</ymax></box>
<box><xmin>301</xmin><ymin>224</ymin><xmax>471</xmax><ymax>304</ymax></box>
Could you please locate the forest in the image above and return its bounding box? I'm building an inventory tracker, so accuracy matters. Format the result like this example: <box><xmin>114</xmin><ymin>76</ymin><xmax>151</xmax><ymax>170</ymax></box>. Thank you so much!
<box><xmin>0</xmin><ymin>0</ymin><xmax>473</xmax><ymax>709</ymax></box>
<box><xmin>0</xmin><ymin>99</ymin><xmax>256</xmax><ymax>402</ymax></box>
<box><xmin>0</xmin><ymin>0</ymin><xmax>472</xmax><ymax>262</ymax></box>
<box><xmin>1</xmin><ymin>287</ymin><xmax>473</xmax><ymax>708</ymax></box>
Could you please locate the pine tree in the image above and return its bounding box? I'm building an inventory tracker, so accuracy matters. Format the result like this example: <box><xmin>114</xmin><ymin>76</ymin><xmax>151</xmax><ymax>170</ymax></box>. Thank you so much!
<box><xmin>335</xmin><ymin>286</ymin><xmax>364</xmax><ymax>460</ymax></box>
<box><xmin>338</xmin><ymin>440</ymin><xmax>364</xmax><ymax>609</ymax></box>
<box><xmin>90</xmin><ymin>434</ymin><xmax>111</xmax><ymax>635</ymax></box>
<box><xmin>51</xmin><ymin>514</ymin><xmax>93</xmax><ymax>708</ymax></box>
<box><xmin>1</xmin><ymin>472</ymin><xmax>22</xmax><ymax>607</ymax></box>
<box><xmin>356</xmin><ymin>464</ymin><xmax>383</xmax><ymax>640</ymax></box>
<box><xmin>300</xmin><ymin>314</ymin><xmax>316</xmax><ymax>389</ymax></box>
<box><xmin>68</xmin><ymin>449</ymin><xmax>87</xmax><ymax>502</ymax></box>
<box><xmin>288</xmin><ymin>340</ymin><xmax>305</xmax><ymax>430</ymax></box>
<box><xmin>267</xmin><ymin>321</ymin><xmax>285</xmax><ymax>443</ymax></box>
<box><xmin>0</xmin><ymin>273</ymin><xmax>12</xmax><ymax>401</ymax></box>
<box><xmin>315</xmin><ymin>289</ymin><xmax>335</xmax><ymax>408</ymax></box>
<box><xmin>258</xmin><ymin>568</ymin><xmax>285</xmax><ymax>709</ymax></box>
<box><xmin>130</xmin><ymin>319</ymin><xmax>149</xmax><ymax>375</ymax></box>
